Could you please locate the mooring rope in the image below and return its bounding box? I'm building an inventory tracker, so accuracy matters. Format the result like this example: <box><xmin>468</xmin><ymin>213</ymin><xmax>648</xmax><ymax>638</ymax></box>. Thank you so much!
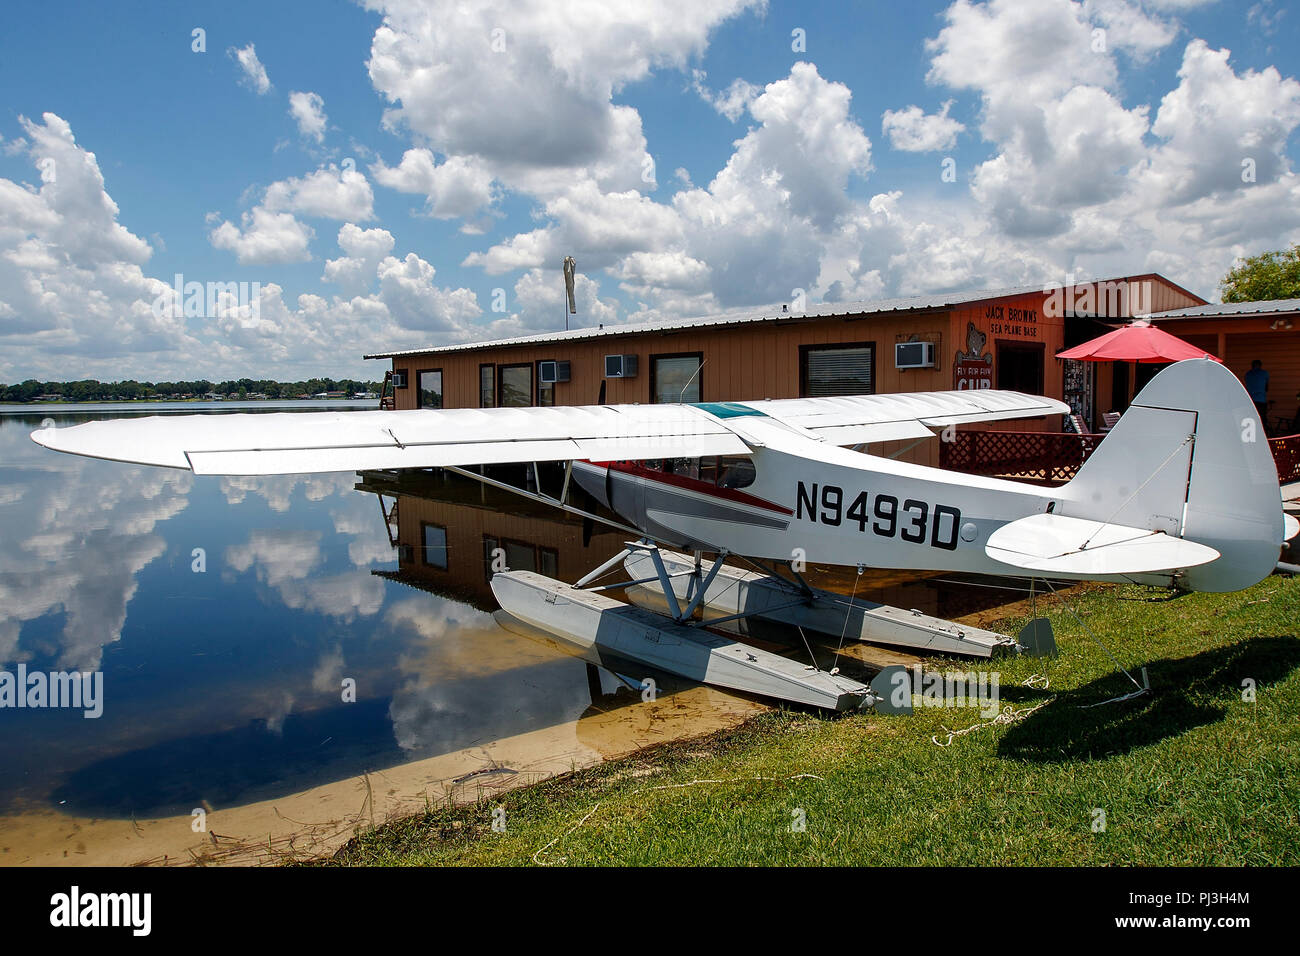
<box><xmin>1042</xmin><ymin>578</ymin><xmax>1148</xmax><ymax>700</ymax></box>
<box><xmin>930</xmin><ymin>673</ymin><xmax>1055</xmax><ymax>746</ymax></box>
<box><xmin>831</xmin><ymin>564</ymin><xmax>864</xmax><ymax>674</ymax></box>
<box><xmin>930</xmin><ymin>697</ymin><xmax>1054</xmax><ymax>747</ymax></box>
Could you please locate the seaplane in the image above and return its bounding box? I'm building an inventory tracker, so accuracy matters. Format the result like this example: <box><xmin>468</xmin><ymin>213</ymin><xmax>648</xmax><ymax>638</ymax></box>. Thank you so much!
<box><xmin>31</xmin><ymin>358</ymin><xmax>1296</xmax><ymax>712</ymax></box>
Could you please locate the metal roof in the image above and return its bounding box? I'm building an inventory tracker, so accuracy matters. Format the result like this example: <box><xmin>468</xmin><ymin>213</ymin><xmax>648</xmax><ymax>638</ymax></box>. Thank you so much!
<box><xmin>1151</xmin><ymin>298</ymin><xmax>1300</xmax><ymax>319</ymax></box>
<box><xmin>362</xmin><ymin>282</ymin><xmax>1061</xmax><ymax>359</ymax></box>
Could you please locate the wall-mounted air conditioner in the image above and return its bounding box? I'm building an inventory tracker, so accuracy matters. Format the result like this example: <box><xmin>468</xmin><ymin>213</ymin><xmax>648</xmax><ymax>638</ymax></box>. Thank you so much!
<box><xmin>539</xmin><ymin>360</ymin><xmax>571</xmax><ymax>384</ymax></box>
<box><xmin>894</xmin><ymin>341</ymin><xmax>935</xmax><ymax>369</ymax></box>
<box><xmin>604</xmin><ymin>354</ymin><xmax>638</xmax><ymax>378</ymax></box>
<box><xmin>390</xmin><ymin>370</ymin><xmax>407</xmax><ymax>388</ymax></box>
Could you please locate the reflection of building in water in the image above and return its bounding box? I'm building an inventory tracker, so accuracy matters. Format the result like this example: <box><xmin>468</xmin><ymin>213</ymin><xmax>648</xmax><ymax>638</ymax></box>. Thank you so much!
<box><xmin>356</xmin><ymin>466</ymin><xmax>629</xmax><ymax>611</ymax></box>
<box><xmin>353</xmin><ymin>467</ymin><xmax>767</xmax><ymax>747</ymax></box>
<box><xmin>356</xmin><ymin>466</ymin><xmax>1046</xmax><ymax>635</ymax></box>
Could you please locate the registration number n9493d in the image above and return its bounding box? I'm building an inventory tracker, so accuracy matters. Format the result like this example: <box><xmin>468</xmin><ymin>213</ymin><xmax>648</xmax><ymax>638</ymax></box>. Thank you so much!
<box><xmin>795</xmin><ymin>482</ymin><xmax>961</xmax><ymax>551</ymax></box>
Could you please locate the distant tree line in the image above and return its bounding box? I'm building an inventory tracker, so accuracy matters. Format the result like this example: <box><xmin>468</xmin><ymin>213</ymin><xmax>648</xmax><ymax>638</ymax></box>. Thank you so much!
<box><xmin>0</xmin><ymin>378</ymin><xmax>385</xmax><ymax>402</ymax></box>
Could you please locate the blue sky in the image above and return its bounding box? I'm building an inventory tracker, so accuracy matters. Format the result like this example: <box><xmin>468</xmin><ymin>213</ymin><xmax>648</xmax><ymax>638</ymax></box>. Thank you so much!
<box><xmin>0</xmin><ymin>0</ymin><xmax>1296</xmax><ymax>381</ymax></box>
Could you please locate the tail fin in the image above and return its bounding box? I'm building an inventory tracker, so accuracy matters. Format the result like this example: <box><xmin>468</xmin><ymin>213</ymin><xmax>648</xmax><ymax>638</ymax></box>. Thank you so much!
<box><xmin>1061</xmin><ymin>358</ymin><xmax>1283</xmax><ymax>592</ymax></box>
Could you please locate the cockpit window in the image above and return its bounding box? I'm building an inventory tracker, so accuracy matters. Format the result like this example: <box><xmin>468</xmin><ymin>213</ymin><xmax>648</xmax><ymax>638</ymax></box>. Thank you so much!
<box><xmin>718</xmin><ymin>457</ymin><xmax>756</xmax><ymax>489</ymax></box>
<box><xmin>635</xmin><ymin>455</ymin><xmax>755</xmax><ymax>489</ymax></box>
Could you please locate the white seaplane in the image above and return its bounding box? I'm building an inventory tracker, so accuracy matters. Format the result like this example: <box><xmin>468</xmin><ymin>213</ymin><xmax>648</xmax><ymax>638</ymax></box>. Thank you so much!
<box><xmin>31</xmin><ymin>358</ymin><xmax>1295</xmax><ymax>711</ymax></box>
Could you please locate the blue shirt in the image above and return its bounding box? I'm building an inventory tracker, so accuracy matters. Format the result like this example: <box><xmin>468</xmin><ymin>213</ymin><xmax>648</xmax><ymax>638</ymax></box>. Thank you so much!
<box><xmin>1245</xmin><ymin>367</ymin><xmax>1269</xmax><ymax>403</ymax></box>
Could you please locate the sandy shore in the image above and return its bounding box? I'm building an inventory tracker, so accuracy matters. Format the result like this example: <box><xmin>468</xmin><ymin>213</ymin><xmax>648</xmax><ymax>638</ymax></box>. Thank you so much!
<box><xmin>0</xmin><ymin>682</ymin><xmax>765</xmax><ymax>866</ymax></box>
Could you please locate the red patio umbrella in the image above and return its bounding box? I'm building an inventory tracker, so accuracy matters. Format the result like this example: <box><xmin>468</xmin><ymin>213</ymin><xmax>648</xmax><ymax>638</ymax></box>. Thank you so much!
<box><xmin>1056</xmin><ymin>319</ymin><xmax>1223</xmax><ymax>363</ymax></box>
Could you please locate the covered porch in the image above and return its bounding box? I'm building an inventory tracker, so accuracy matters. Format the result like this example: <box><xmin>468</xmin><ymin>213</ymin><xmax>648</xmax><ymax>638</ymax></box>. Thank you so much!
<box><xmin>1149</xmin><ymin>300</ymin><xmax>1300</xmax><ymax>436</ymax></box>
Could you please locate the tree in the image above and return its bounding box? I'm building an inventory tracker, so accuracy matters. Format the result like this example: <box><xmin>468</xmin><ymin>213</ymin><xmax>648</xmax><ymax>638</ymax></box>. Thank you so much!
<box><xmin>1220</xmin><ymin>243</ymin><xmax>1300</xmax><ymax>302</ymax></box>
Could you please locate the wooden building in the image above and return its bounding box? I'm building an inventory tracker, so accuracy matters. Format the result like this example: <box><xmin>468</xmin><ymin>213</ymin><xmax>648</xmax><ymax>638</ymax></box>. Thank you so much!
<box><xmin>366</xmin><ymin>274</ymin><xmax>1206</xmax><ymax>464</ymax></box>
<box><xmin>1149</xmin><ymin>298</ymin><xmax>1300</xmax><ymax>434</ymax></box>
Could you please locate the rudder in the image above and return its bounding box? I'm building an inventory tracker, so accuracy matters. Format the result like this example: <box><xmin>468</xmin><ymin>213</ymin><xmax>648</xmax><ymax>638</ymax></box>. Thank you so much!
<box><xmin>1060</xmin><ymin>358</ymin><xmax>1283</xmax><ymax>592</ymax></box>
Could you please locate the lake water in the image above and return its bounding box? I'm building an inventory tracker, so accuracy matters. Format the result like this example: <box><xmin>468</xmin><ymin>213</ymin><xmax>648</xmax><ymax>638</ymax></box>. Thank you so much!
<box><xmin>0</xmin><ymin>398</ymin><xmax>380</xmax><ymax>417</ymax></box>
<box><xmin>0</xmin><ymin>404</ymin><xmax>769</xmax><ymax>865</ymax></box>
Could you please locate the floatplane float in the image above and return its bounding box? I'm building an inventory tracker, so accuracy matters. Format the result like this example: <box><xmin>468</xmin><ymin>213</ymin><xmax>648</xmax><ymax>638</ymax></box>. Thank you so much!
<box><xmin>32</xmin><ymin>359</ymin><xmax>1296</xmax><ymax>712</ymax></box>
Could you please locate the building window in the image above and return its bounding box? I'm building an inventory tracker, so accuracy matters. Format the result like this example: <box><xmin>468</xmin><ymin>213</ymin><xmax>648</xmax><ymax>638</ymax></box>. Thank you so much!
<box><xmin>421</xmin><ymin>523</ymin><xmax>448</xmax><ymax>570</ymax></box>
<box><xmin>536</xmin><ymin>361</ymin><xmax>555</xmax><ymax>407</ymax></box>
<box><xmin>651</xmin><ymin>352</ymin><xmax>703</xmax><ymax>403</ymax></box>
<box><xmin>498</xmin><ymin>364</ymin><xmax>533</xmax><ymax>407</ymax></box>
<box><xmin>416</xmin><ymin>369</ymin><xmax>442</xmax><ymax>409</ymax></box>
<box><xmin>482</xmin><ymin>535</ymin><xmax>555</xmax><ymax>578</ymax></box>
<box><xmin>479</xmin><ymin>364</ymin><xmax>495</xmax><ymax>408</ymax></box>
<box><xmin>503</xmin><ymin>539</ymin><xmax>535</xmax><ymax>571</ymax></box>
<box><xmin>481</xmin><ymin>535</ymin><xmax>557</xmax><ymax>577</ymax></box>
<box><xmin>482</xmin><ymin>535</ymin><xmax>499</xmax><ymax>581</ymax></box>
<box><xmin>800</xmin><ymin>342</ymin><xmax>875</xmax><ymax>397</ymax></box>
<box><xmin>996</xmin><ymin>341</ymin><xmax>1045</xmax><ymax>394</ymax></box>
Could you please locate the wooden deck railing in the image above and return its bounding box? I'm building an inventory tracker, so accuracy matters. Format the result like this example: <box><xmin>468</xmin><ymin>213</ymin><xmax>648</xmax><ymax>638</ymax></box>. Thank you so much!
<box><xmin>939</xmin><ymin>430</ymin><xmax>1096</xmax><ymax>484</ymax></box>
<box><xmin>1272</xmin><ymin>433</ymin><xmax>1300</xmax><ymax>485</ymax></box>
<box><xmin>940</xmin><ymin>429</ymin><xmax>1300</xmax><ymax>487</ymax></box>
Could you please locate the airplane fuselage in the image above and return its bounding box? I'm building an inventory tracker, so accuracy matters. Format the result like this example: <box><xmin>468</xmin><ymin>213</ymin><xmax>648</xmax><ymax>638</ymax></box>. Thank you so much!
<box><xmin>575</xmin><ymin>415</ymin><xmax>1065</xmax><ymax>579</ymax></box>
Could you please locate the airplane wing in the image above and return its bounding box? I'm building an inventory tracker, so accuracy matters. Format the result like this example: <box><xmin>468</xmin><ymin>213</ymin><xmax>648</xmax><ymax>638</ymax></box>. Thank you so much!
<box><xmin>30</xmin><ymin>389</ymin><xmax>1066</xmax><ymax>476</ymax></box>
<box><xmin>30</xmin><ymin>404</ymin><xmax>752</xmax><ymax>475</ymax></box>
<box><xmin>985</xmin><ymin>512</ymin><xmax>1220</xmax><ymax>575</ymax></box>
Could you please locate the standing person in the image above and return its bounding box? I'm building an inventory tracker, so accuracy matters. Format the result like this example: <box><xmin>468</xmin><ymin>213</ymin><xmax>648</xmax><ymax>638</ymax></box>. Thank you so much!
<box><xmin>1245</xmin><ymin>359</ymin><xmax>1269</xmax><ymax>430</ymax></box>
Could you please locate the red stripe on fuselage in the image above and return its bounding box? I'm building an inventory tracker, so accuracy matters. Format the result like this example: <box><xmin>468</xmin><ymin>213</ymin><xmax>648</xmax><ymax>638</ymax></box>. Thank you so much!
<box><xmin>589</xmin><ymin>460</ymin><xmax>793</xmax><ymax>515</ymax></box>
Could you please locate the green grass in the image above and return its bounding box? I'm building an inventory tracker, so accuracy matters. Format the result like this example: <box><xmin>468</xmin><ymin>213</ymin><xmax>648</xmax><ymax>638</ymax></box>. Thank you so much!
<box><xmin>320</xmin><ymin>576</ymin><xmax>1300</xmax><ymax>866</ymax></box>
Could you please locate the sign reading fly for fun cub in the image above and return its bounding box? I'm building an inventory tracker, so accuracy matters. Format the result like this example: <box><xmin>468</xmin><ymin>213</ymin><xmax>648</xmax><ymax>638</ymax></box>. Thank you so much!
<box><xmin>954</xmin><ymin>322</ymin><xmax>993</xmax><ymax>390</ymax></box>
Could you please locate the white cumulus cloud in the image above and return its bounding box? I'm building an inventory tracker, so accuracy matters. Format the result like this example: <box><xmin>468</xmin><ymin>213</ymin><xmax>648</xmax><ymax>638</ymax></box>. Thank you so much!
<box><xmin>364</xmin><ymin>0</ymin><xmax>761</xmax><ymax>196</ymax></box>
<box><xmin>881</xmin><ymin>101</ymin><xmax>965</xmax><ymax>152</ymax></box>
<box><xmin>229</xmin><ymin>43</ymin><xmax>271</xmax><ymax>95</ymax></box>
<box><xmin>288</xmin><ymin>90</ymin><xmax>328</xmax><ymax>142</ymax></box>
<box><xmin>0</xmin><ymin>113</ymin><xmax>199</xmax><ymax>377</ymax></box>
<box><xmin>322</xmin><ymin>223</ymin><xmax>397</xmax><ymax>294</ymax></box>
<box><xmin>263</xmin><ymin>165</ymin><xmax>375</xmax><ymax>221</ymax></box>
<box><xmin>370</xmin><ymin>148</ymin><xmax>496</xmax><ymax>221</ymax></box>
<box><xmin>209</xmin><ymin>207</ymin><xmax>314</xmax><ymax>265</ymax></box>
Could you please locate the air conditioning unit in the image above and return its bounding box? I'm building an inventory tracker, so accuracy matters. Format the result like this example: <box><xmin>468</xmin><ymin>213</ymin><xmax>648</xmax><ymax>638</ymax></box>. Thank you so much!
<box><xmin>390</xmin><ymin>370</ymin><xmax>407</xmax><ymax>388</ymax></box>
<box><xmin>604</xmin><ymin>354</ymin><xmax>639</xmax><ymax>378</ymax></box>
<box><xmin>539</xmin><ymin>360</ymin><xmax>570</xmax><ymax>384</ymax></box>
<box><xmin>894</xmin><ymin>341</ymin><xmax>935</xmax><ymax>369</ymax></box>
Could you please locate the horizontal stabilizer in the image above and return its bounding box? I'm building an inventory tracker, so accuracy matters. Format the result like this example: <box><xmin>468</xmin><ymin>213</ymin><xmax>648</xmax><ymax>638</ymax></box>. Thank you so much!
<box><xmin>985</xmin><ymin>512</ymin><xmax>1220</xmax><ymax>575</ymax></box>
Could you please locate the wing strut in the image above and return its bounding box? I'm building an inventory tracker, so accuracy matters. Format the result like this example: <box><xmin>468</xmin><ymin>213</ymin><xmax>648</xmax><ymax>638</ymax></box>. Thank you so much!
<box><xmin>442</xmin><ymin>462</ymin><xmax>643</xmax><ymax>537</ymax></box>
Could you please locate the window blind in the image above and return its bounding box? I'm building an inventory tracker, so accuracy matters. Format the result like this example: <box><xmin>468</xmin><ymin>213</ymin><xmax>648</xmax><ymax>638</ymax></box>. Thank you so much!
<box><xmin>804</xmin><ymin>346</ymin><xmax>874</xmax><ymax>397</ymax></box>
